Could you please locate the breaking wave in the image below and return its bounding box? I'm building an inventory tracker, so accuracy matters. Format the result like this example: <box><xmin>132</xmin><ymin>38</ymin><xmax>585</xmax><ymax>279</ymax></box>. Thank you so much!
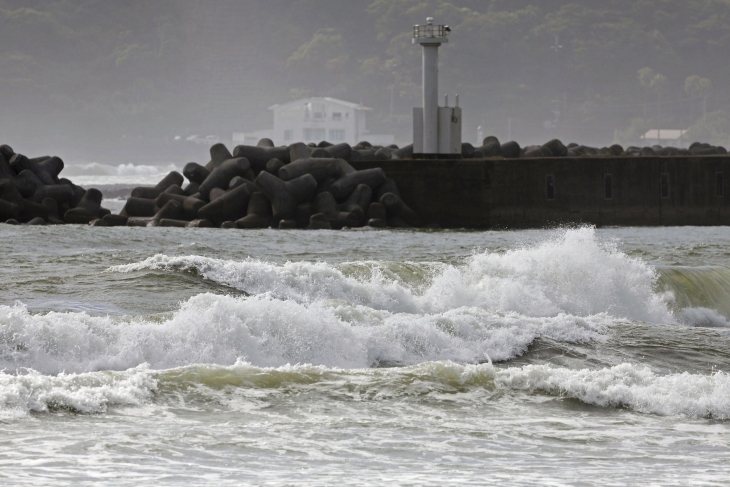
<box><xmin>3</xmin><ymin>361</ymin><xmax>729</xmax><ymax>421</ymax></box>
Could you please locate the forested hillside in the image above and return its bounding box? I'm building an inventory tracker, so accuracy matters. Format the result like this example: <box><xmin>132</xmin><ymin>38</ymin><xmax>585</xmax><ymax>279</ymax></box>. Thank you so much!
<box><xmin>2</xmin><ymin>0</ymin><xmax>730</xmax><ymax>160</ymax></box>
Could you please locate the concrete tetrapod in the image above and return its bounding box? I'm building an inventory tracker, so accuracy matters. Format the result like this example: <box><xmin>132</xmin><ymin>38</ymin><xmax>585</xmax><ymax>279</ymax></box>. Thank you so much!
<box><xmin>328</xmin><ymin>168</ymin><xmax>386</xmax><ymax>201</ymax></box>
<box><xmin>41</xmin><ymin>198</ymin><xmax>64</xmax><ymax>224</ymax></box>
<box><xmin>288</xmin><ymin>142</ymin><xmax>311</xmax><ymax>163</ymax></box>
<box><xmin>0</xmin><ymin>145</ymin><xmax>13</xmax><ymax>161</ymax></box>
<box><xmin>56</xmin><ymin>179</ymin><xmax>86</xmax><ymax>207</ymax></box>
<box><xmin>163</xmin><ymin>184</ymin><xmax>186</xmax><ymax>196</ymax></box>
<box><xmin>295</xmin><ymin>202</ymin><xmax>313</xmax><ymax>228</ymax></box>
<box><xmin>323</xmin><ymin>143</ymin><xmax>352</xmax><ymax>160</ymax></box>
<box><xmin>266</xmin><ymin>159</ymin><xmax>286</xmax><ymax>175</ymax></box>
<box><xmin>209</xmin><ymin>188</ymin><xmax>227</xmax><ymax>201</ymax></box>
<box><xmin>236</xmin><ymin>192</ymin><xmax>273</xmax><ymax>229</ymax></box>
<box><xmin>376</xmin><ymin>179</ymin><xmax>400</xmax><ymax>201</ymax></box>
<box><xmin>27</xmin><ymin>217</ymin><xmax>46</xmax><ymax>225</ymax></box>
<box><xmin>198</xmin><ymin>158</ymin><xmax>251</xmax><ymax>200</ymax></box>
<box><xmin>315</xmin><ymin>192</ymin><xmax>360</xmax><ymax>229</ymax></box>
<box><xmin>102</xmin><ymin>214</ymin><xmax>129</xmax><ymax>227</ymax></box>
<box><xmin>206</xmin><ymin>143</ymin><xmax>234</xmax><ymax>171</ymax></box>
<box><xmin>149</xmin><ymin>200</ymin><xmax>187</xmax><ymax>226</ymax></box>
<box><xmin>341</xmin><ymin>184</ymin><xmax>372</xmax><ymax>221</ymax></box>
<box><xmin>131</xmin><ymin>172</ymin><xmax>184</xmax><ymax>199</ymax></box>
<box><xmin>308</xmin><ymin>213</ymin><xmax>332</xmax><ymax>230</ymax></box>
<box><xmin>229</xmin><ymin>176</ymin><xmax>258</xmax><ymax>194</ymax></box>
<box><xmin>0</xmin><ymin>154</ymin><xmax>14</xmax><ymax>179</ymax></box>
<box><xmin>9</xmin><ymin>154</ymin><xmax>56</xmax><ymax>185</ymax></box>
<box><xmin>501</xmin><ymin>141</ymin><xmax>521</xmax><ymax>159</ymax></box>
<box><xmin>184</xmin><ymin>182</ymin><xmax>200</xmax><ymax>196</ymax></box>
<box><xmin>233</xmin><ymin>145</ymin><xmax>291</xmax><ymax>174</ymax></box>
<box><xmin>254</xmin><ymin>171</ymin><xmax>317</xmax><ymax>221</ymax></box>
<box><xmin>183</xmin><ymin>163</ymin><xmax>210</xmax><ymax>185</ymax></box>
<box><xmin>278</xmin><ymin>158</ymin><xmax>342</xmax><ymax>182</ymax></box>
<box><xmin>38</xmin><ymin>156</ymin><xmax>64</xmax><ymax>179</ymax></box>
<box><xmin>0</xmin><ymin>181</ymin><xmax>48</xmax><ymax>222</ymax></box>
<box><xmin>392</xmin><ymin>144</ymin><xmax>414</xmax><ymax>160</ymax></box>
<box><xmin>64</xmin><ymin>188</ymin><xmax>103</xmax><ymax>224</ymax></box>
<box><xmin>380</xmin><ymin>192</ymin><xmax>420</xmax><ymax>227</ymax></box>
<box><xmin>18</xmin><ymin>173</ymin><xmax>73</xmax><ymax>207</ymax></box>
<box><xmin>366</xmin><ymin>202</ymin><xmax>387</xmax><ymax>221</ymax></box>
<box><xmin>1</xmin><ymin>178</ymin><xmax>37</xmax><ymax>198</ymax></box>
<box><xmin>198</xmin><ymin>184</ymin><xmax>252</xmax><ymax>224</ymax></box>
<box><xmin>257</xmin><ymin>138</ymin><xmax>275</xmax><ymax>148</ymax></box>
<box><xmin>474</xmin><ymin>137</ymin><xmax>502</xmax><ymax>158</ymax></box>
<box><xmin>542</xmin><ymin>139</ymin><xmax>568</xmax><ymax>157</ymax></box>
<box><xmin>155</xmin><ymin>193</ymin><xmax>205</xmax><ymax>221</ymax></box>
<box><xmin>0</xmin><ymin>198</ymin><xmax>19</xmax><ymax>221</ymax></box>
<box><xmin>121</xmin><ymin>197</ymin><xmax>157</xmax><ymax>217</ymax></box>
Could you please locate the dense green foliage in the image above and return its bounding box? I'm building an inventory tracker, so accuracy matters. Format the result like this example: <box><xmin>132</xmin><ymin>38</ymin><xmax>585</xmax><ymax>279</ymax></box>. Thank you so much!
<box><xmin>2</xmin><ymin>0</ymin><xmax>730</xmax><ymax>151</ymax></box>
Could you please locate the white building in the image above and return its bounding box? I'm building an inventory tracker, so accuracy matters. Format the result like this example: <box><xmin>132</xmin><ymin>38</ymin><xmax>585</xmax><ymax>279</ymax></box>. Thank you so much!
<box><xmin>640</xmin><ymin>129</ymin><xmax>689</xmax><ymax>148</ymax></box>
<box><xmin>266</xmin><ymin>97</ymin><xmax>393</xmax><ymax>146</ymax></box>
<box><xmin>232</xmin><ymin>97</ymin><xmax>395</xmax><ymax>147</ymax></box>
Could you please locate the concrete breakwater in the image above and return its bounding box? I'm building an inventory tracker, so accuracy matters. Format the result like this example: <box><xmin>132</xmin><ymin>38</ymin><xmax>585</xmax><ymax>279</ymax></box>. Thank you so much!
<box><xmin>2</xmin><ymin>137</ymin><xmax>729</xmax><ymax>229</ymax></box>
<box><xmin>115</xmin><ymin>140</ymin><xmax>419</xmax><ymax>229</ymax></box>
<box><xmin>0</xmin><ymin>144</ymin><xmax>111</xmax><ymax>225</ymax></box>
<box><xmin>355</xmin><ymin>154</ymin><xmax>730</xmax><ymax>228</ymax></box>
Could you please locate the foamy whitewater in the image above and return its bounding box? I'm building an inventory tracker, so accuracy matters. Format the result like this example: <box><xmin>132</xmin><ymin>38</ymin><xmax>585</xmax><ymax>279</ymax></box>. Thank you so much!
<box><xmin>1</xmin><ymin>225</ymin><xmax>729</xmax><ymax>485</ymax></box>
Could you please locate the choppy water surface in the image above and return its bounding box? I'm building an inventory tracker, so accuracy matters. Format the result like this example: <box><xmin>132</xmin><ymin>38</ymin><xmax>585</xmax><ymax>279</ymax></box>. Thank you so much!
<box><xmin>1</xmin><ymin>225</ymin><xmax>730</xmax><ymax>486</ymax></box>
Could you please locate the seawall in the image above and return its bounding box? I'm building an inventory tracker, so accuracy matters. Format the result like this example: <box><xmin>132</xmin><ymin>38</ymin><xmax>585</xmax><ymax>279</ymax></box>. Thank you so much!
<box><xmin>353</xmin><ymin>155</ymin><xmax>730</xmax><ymax>229</ymax></box>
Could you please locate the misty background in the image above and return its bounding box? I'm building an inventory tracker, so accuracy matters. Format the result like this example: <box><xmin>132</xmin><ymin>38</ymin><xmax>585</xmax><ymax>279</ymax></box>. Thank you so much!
<box><xmin>2</xmin><ymin>0</ymin><xmax>730</xmax><ymax>166</ymax></box>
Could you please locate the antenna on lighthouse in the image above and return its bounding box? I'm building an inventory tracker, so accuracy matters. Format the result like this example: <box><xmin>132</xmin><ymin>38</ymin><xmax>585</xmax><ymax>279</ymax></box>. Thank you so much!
<box><xmin>412</xmin><ymin>17</ymin><xmax>462</xmax><ymax>158</ymax></box>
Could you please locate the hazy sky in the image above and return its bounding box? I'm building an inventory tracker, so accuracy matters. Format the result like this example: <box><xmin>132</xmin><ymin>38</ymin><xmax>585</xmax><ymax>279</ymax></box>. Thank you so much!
<box><xmin>2</xmin><ymin>0</ymin><xmax>728</xmax><ymax>163</ymax></box>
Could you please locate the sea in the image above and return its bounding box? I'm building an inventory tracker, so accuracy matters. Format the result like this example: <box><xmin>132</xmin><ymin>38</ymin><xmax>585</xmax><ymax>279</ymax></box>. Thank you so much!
<box><xmin>1</xmin><ymin>167</ymin><xmax>729</xmax><ymax>485</ymax></box>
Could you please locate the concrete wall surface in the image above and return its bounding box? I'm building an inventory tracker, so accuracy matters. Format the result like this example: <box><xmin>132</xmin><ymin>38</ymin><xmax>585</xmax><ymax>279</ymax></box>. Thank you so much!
<box><xmin>352</xmin><ymin>156</ymin><xmax>730</xmax><ymax>229</ymax></box>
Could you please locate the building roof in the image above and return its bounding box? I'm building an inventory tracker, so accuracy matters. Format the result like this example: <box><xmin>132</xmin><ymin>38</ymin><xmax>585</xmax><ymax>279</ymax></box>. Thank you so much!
<box><xmin>269</xmin><ymin>97</ymin><xmax>372</xmax><ymax>111</ymax></box>
<box><xmin>641</xmin><ymin>129</ymin><xmax>687</xmax><ymax>140</ymax></box>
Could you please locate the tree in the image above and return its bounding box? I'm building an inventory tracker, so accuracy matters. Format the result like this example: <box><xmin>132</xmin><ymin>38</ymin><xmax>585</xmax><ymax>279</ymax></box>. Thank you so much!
<box><xmin>685</xmin><ymin>75</ymin><xmax>713</xmax><ymax>122</ymax></box>
<box><xmin>638</xmin><ymin>67</ymin><xmax>654</xmax><ymax>119</ymax></box>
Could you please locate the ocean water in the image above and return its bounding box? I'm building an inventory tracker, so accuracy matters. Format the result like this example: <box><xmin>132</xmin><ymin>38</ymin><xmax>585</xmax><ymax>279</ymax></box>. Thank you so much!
<box><xmin>1</xmin><ymin>225</ymin><xmax>729</xmax><ymax>485</ymax></box>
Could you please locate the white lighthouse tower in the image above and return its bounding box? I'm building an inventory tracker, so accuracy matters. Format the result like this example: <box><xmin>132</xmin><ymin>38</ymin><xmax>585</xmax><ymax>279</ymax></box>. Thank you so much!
<box><xmin>412</xmin><ymin>17</ymin><xmax>462</xmax><ymax>158</ymax></box>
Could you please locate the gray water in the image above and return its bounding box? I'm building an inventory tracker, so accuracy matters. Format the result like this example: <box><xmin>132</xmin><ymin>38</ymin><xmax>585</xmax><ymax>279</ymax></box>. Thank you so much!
<box><xmin>1</xmin><ymin>225</ymin><xmax>730</xmax><ymax>486</ymax></box>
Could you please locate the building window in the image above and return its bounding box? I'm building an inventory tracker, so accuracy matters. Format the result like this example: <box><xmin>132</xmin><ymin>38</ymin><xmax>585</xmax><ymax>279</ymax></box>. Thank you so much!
<box><xmin>604</xmin><ymin>174</ymin><xmax>613</xmax><ymax>200</ymax></box>
<box><xmin>329</xmin><ymin>129</ymin><xmax>346</xmax><ymax>141</ymax></box>
<box><xmin>332</xmin><ymin>112</ymin><xmax>342</xmax><ymax>121</ymax></box>
<box><xmin>304</xmin><ymin>128</ymin><xmax>326</xmax><ymax>141</ymax></box>
<box><xmin>661</xmin><ymin>173</ymin><xmax>670</xmax><ymax>199</ymax></box>
<box><xmin>546</xmin><ymin>175</ymin><xmax>555</xmax><ymax>201</ymax></box>
<box><xmin>717</xmin><ymin>172</ymin><xmax>724</xmax><ymax>197</ymax></box>
<box><xmin>284</xmin><ymin>129</ymin><xmax>293</xmax><ymax>141</ymax></box>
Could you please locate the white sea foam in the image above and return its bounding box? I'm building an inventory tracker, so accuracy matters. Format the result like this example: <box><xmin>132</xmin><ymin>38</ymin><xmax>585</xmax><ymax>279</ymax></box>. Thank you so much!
<box><xmin>494</xmin><ymin>362</ymin><xmax>730</xmax><ymax>419</ymax></box>
<box><xmin>61</xmin><ymin>162</ymin><xmax>181</xmax><ymax>186</ymax></box>
<box><xmin>0</xmin><ymin>365</ymin><xmax>155</xmax><ymax>420</ymax></box>
<box><xmin>0</xmin><ymin>296</ymin><xmax>606</xmax><ymax>374</ymax></box>
<box><xmin>677</xmin><ymin>307</ymin><xmax>730</xmax><ymax>327</ymax></box>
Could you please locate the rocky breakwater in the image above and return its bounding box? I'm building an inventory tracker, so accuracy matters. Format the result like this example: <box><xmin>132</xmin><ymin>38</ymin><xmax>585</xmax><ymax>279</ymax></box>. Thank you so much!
<box><xmin>116</xmin><ymin>139</ymin><xmax>421</xmax><ymax>229</ymax></box>
<box><xmin>0</xmin><ymin>144</ymin><xmax>111</xmax><ymax>225</ymax></box>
